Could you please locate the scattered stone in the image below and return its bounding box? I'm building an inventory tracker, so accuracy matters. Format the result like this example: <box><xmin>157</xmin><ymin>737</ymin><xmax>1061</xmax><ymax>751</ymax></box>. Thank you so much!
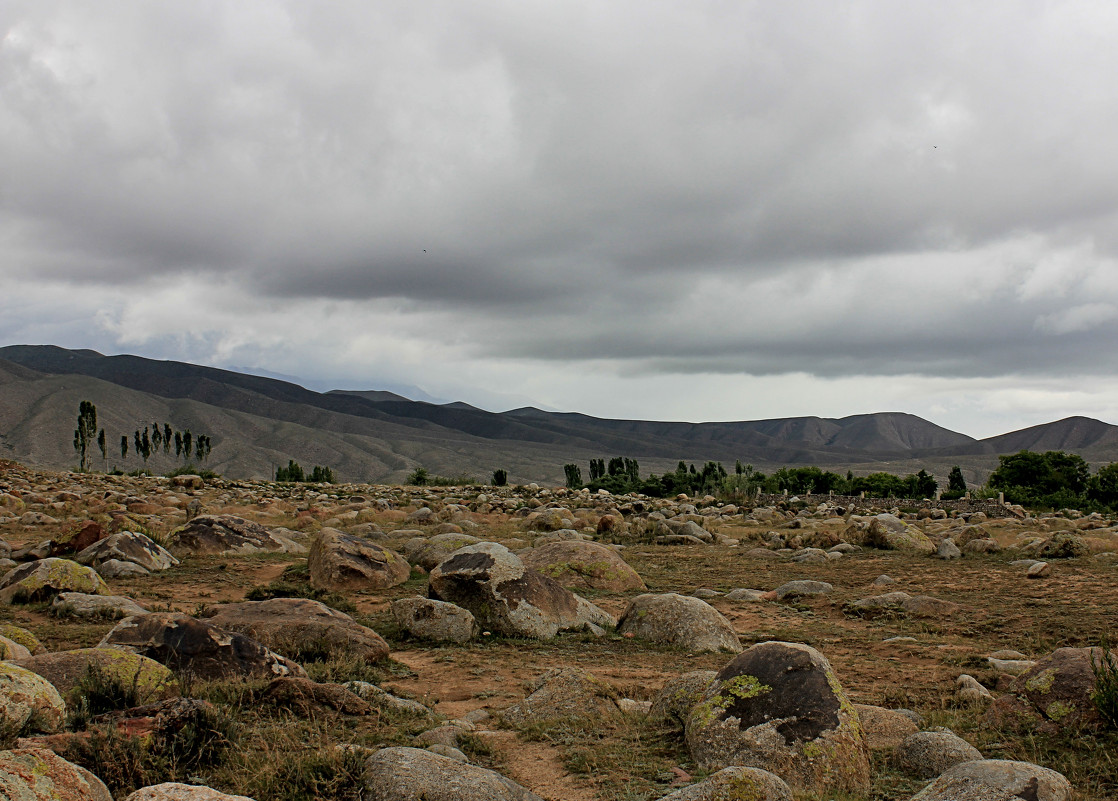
<box><xmin>725</xmin><ymin>588</ymin><xmax>767</xmax><ymax>601</ymax></box>
<box><xmin>773</xmin><ymin>580</ymin><xmax>832</xmax><ymax>600</ymax></box>
<box><xmin>684</xmin><ymin>641</ymin><xmax>870</xmax><ymax>795</ymax></box>
<box><xmin>0</xmin><ymin>558</ymin><xmax>109</xmax><ymax>603</ymax></box>
<box><xmin>910</xmin><ymin>758</ymin><xmax>1073</xmax><ymax>801</ymax></box>
<box><xmin>520</xmin><ymin>540</ymin><xmax>645</xmax><ymax>591</ymax></box>
<box><xmin>935</xmin><ymin>539</ymin><xmax>962</xmax><ymax>560</ymax></box>
<box><xmin>364</xmin><ymin>746</ymin><xmax>544</xmax><ymax>800</ymax></box>
<box><xmin>873</xmin><ymin>575</ymin><xmax>896</xmax><ymax>586</ymax></box>
<box><xmin>502</xmin><ymin>667</ymin><xmax>619</xmax><ymax>727</ymax></box>
<box><xmin>125</xmin><ymin>783</ymin><xmax>256</xmax><ymax>800</ymax></box>
<box><xmin>893</xmin><ymin>730</ymin><xmax>983</xmax><ymax>779</ymax></box>
<box><xmin>391</xmin><ymin>596</ymin><xmax>478</xmax><ymax>643</ymax></box>
<box><xmin>0</xmin><ymin>748</ymin><xmax>112</xmax><ymax>801</ymax></box>
<box><xmin>650</xmin><ymin>671</ymin><xmax>718</xmax><ymax>729</ymax></box>
<box><xmin>51</xmin><ymin>592</ymin><xmax>149</xmax><ymax>619</ymax></box>
<box><xmin>309</xmin><ymin>528</ymin><xmax>410</xmax><ymax>591</ymax></box>
<box><xmin>261</xmin><ymin>676</ymin><xmax>372</xmax><ymax>715</ymax></box>
<box><xmin>75</xmin><ymin>531</ymin><xmax>179</xmax><ymax>573</ymax></box>
<box><xmin>204</xmin><ymin>597</ymin><xmax>390</xmax><ymax>663</ymax></box>
<box><xmin>654</xmin><ymin>766</ymin><xmax>793</xmax><ymax>801</ymax></box>
<box><xmin>12</xmin><ymin>647</ymin><xmax>176</xmax><ymax>704</ymax></box>
<box><xmin>1027</xmin><ymin>561</ymin><xmax>1051</xmax><ymax>579</ymax></box>
<box><xmin>955</xmin><ymin>674</ymin><xmax>994</xmax><ymax>706</ymax></box>
<box><xmin>0</xmin><ymin>634</ymin><xmax>31</xmax><ymax>660</ymax></box>
<box><xmin>845</xmin><ymin>591</ymin><xmax>960</xmax><ymax>619</ymax></box>
<box><xmin>99</xmin><ymin>612</ymin><xmax>306</xmax><ymax>681</ymax></box>
<box><xmin>171</xmin><ymin>515</ymin><xmax>306</xmax><ymax>555</ymax></box>
<box><xmin>0</xmin><ymin>662</ymin><xmax>66</xmax><ymax>734</ymax></box>
<box><xmin>617</xmin><ymin>593</ymin><xmax>742</xmax><ymax>653</ymax></box>
<box><xmin>854</xmin><ymin>704</ymin><xmax>919</xmax><ymax>751</ymax></box>
<box><xmin>345</xmin><ymin>682</ymin><xmax>431</xmax><ymax>715</ymax></box>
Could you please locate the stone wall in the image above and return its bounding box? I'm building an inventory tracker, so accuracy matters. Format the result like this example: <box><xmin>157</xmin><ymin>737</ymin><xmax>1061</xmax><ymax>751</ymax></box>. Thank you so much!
<box><xmin>754</xmin><ymin>492</ymin><xmax>1018</xmax><ymax>519</ymax></box>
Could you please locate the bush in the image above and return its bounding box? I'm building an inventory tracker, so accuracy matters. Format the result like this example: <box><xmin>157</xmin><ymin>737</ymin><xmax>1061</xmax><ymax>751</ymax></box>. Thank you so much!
<box><xmin>492</xmin><ymin>468</ymin><xmax>508</xmax><ymax>486</ymax></box>
<box><xmin>167</xmin><ymin>464</ymin><xmax>221</xmax><ymax>480</ymax></box>
<box><xmin>1092</xmin><ymin>641</ymin><xmax>1118</xmax><ymax>730</ymax></box>
<box><xmin>407</xmin><ymin>467</ymin><xmax>429</xmax><ymax>486</ymax></box>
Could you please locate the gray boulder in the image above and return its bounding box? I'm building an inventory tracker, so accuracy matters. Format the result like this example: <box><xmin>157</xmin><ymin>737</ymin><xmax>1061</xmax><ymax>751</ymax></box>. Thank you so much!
<box><xmin>170</xmin><ymin>515</ymin><xmax>306</xmax><ymax>555</ymax></box>
<box><xmin>649</xmin><ymin>670</ymin><xmax>717</xmax><ymax>730</ymax></box>
<box><xmin>125</xmin><ymin>783</ymin><xmax>255</xmax><ymax>800</ymax></box>
<box><xmin>75</xmin><ymin>531</ymin><xmax>179</xmax><ymax>572</ymax></box>
<box><xmin>502</xmin><ymin>667</ymin><xmax>619</xmax><ymax>727</ymax></box>
<box><xmin>617</xmin><ymin>593</ymin><xmax>741</xmax><ymax>653</ymax></box>
<box><xmin>405</xmin><ymin>533</ymin><xmax>482</xmax><ymax>571</ymax></box>
<box><xmin>51</xmin><ymin>592</ymin><xmax>149</xmax><ymax>619</ymax></box>
<box><xmin>654</xmin><ymin>766</ymin><xmax>793</xmax><ymax>801</ymax></box>
<box><xmin>0</xmin><ymin>662</ymin><xmax>66</xmax><ymax>735</ymax></box>
<box><xmin>0</xmin><ymin>748</ymin><xmax>112</xmax><ymax>800</ymax></box>
<box><xmin>0</xmin><ymin>558</ymin><xmax>108</xmax><ymax>603</ymax></box>
<box><xmin>685</xmin><ymin>641</ymin><xmax>869</xmax><ymax>795</ymax></box>
<box><xmin>520</xmin><ymin>540</ymin><xmax>645</xmax><ymax>591</ymax></box>
<box><xmin>308</xmin><ymin>528</ymin><xmax>410</xmax><ymax>591</ymax></box>
<box><xmin>391</xmin><ymin>596</ymin><xmax>477</xmax><ymax>643</ymax></box>
<box><xmin>364</xmin><ymin>746</ymin><xmax>544</xmax><ymax>800</ymax></box>
<box><xmin>774</xmin><ymin>580</ymin><xmax>832</xmax><ymax>601</ymax></box>
<box><xmin>893</xmin><ymin>730</ymin><xmax>983</xmax><ymax>779</ymax></box>
<box><xmin>910</xmin><ymin>759</ymin><xmax>1072</xmax><ymax>801</ymax></box>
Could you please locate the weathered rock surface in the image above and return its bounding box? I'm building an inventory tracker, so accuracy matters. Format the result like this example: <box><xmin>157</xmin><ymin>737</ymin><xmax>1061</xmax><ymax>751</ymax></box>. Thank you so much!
<box><xmin>997</xmin><ymin>646</ymin><xmax>1115</xmax><ymax>727</ymax></box>
<box><xmin>75</xmin><ymin>531</ymin><xmax>179</xmax><ymax>572</ymax></box>
<box><xmin>364</xmin><ymin>746</ymin><xmax>544</xmax><ymax>800</ymax></box>
<box><xmin>520</xmin><ymin>540</ymin><xmax>645</xmax><ymax>591</ymax></box>
<box><xmin>51</xmin><ymin>591</ymin><xmax>149</xmax><ymax>619</ymax></box>
<box><xmin>845</xmin><ymin>591</ymin><xmax>960</xmax><ymax>619</ymax></box>
<box><xmin>99</xmin><ymin>612</ymin><xmax>306</xmax><ymax>680</ymax></box>
<box><xmin>0</xmin><ymin>558</ymin><xmax>109</xmax><ymax>603</ymax></box>
<box><xmin>12</xmin><ymin>647</ymin><xmax>176</xmax><ymax>704</ymax></box>
<box><xmin>203</xmin><ymin>597</ymin><xmax>390</xmax><ymax>663</ymax></box>
<box><xmin>0</xmin><ymin>748</ymin><xmax>112</xmax><ymax>801</ymax></box>
<box><xmin>260</xmin><ymin>676</ymin><xmax>372</xmax><ymax>716</ymax></box>
<box><xmin>171</xmin><ymin>515</ymin><xmax>306</xmax><ymax>555</ymax></box>
<box><xmin>125</xmin><ymin>783</ymin><xmax>256</xmax><ymax>800</ymax></box>
<box><xmin>502</xmin><ymin>667</ymin><xmax>619</xmax><ymax>727</ymax></box>
<box><xmin>617</xmin><ymin>593</ymin><xmax>741</xmax><ymax>653</ymax></box>
<box><xmin>854</xmin><ymin>704</ymin><xmax>919</xmax><ymax>751</ymax></box>
<box><xmin>308</xmin><ymin>528</ymin><xmax>410</xmax><ymax>591</ymax></box>
<box><xmin>0</xmin><ymin>662</ymin><xmax>66</xmax><ymax>735</ymax></box>
<box><xmin>428</xmin><ymin>542</ymin><xmax>611</xmax><ymax>639</ymax></box>
<box><xmin>650</xmin><ymin>670</ymin><xmax>717</xmax><ymax>729</ymax></box>
<box><xmin>404</xmin><ymin>533</ymin><xmax>482</xmax><ymax>571</ymax></box>
<box><xmin>684</xmin><ymin>641</ymin><xmax>870</xmax><ymax>795</ymax></box>
<box><xmin>856</xmin><ymin>515</ymin><xmax>936</xmax><ymax>554</ymax></box>
<box><xmin>391</xmin><ymin>596</ymin><xmax>478</xmax><ymax>643</ymax></box>
<box><xmin>910</xmin><ymin>759</ymin><xmax>1073</xmax><ymax>801</ymax></box>
<box><xmin>654</xmin><ymin>766</ymin><xmax>793</xmax><ymax>801</ymax></box>
<box><xmin>893</xmin><ymin>730</ymin><xmax>983</xmax><ymax>779</ymax></box>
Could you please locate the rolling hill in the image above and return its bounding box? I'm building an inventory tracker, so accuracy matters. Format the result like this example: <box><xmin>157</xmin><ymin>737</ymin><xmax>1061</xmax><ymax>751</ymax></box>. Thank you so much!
<box><xmin>2</xmin><ymin>345</ymin><xmax>1117</xmax><ymax>486</ymax></box>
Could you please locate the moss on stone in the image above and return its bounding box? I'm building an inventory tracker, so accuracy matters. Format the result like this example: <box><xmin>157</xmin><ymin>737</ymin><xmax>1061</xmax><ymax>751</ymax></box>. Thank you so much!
<box><xmin>1026</xmin><ymin>668</ymin><xmax>1057</xmax><ymax>695</ymax></box>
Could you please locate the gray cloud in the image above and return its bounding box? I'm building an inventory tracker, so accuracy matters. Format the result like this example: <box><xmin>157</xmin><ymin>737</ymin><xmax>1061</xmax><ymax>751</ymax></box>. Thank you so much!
<box><xmin>3</xmin><ymin>0</ymin><xmax>1118</xmax><ymax>432</ymax></box>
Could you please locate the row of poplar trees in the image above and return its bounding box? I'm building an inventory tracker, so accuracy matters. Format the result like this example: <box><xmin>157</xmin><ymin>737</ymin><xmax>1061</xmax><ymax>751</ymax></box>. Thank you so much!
<box><xmin>73</xmin><ymin>400</ymin><xmax>213</xmax><ymax>472</ymax></box>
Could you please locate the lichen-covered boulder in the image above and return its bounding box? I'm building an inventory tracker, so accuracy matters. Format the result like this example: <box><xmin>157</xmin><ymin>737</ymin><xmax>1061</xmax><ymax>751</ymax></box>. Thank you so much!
<box><xmin>391</xmin><ymin>596</ymin><xmax>477</xmax><ymax>643</ymax></box>
<box><xmin>617</xmin><ymin>593</ymin><xmax>742</xmax><ymax>653</ymax></box>
<box><xmin>996</xmin><ymin>646</ymin><xmax>1115</xmax><ymax>727</ymax></box>
<box><xmin>519</xmin><ymin>540</ymin><xmax>645</xmax><ymax>592</ymax></box>
<box><xmin>0</xmin><ymin>748</ymin><xmax>112</xmax><ymax>801</ymax></box>
<box><xmin>685</xmin><ymin>641</ymin><xmax>870</xmax><ymax>795</ymax></box>
<box><xmin>170</xmin><ymin>515</ymin><xmax>306</xmax><ymax>555</ymax></box>
<box><xmin>12</xmin><ymin>647</ymin><xmax>177</xmax><ymax>704</ymax></box>
<box><xmin>0</xmin><ymin>635</ymin><xmax>31</xmax><ymax>661</ymax></box>
<box><xmin>853</xmin><ymin>515</ymin><xmax>935</xmax><ymax>555</ymax></box>
<box><xmin>0</xmin><ymin>558</ymin><xmax>109</xmax><ymax>603</ymax></box>
<box><xmin>364</xmin><ymin>746</ymin><xmax>543</xmax><ymax>800</ymax></box>
<box><xmin>845</xmin><ymin>592</ymin><xmax>960</xmax><ymax>619</ymax></box>
<box><xmin>1037</xmin><ymin>532</ymin><xmax>1090</xmax><ymax>559</ymax></box>
<box><xmin>654</xmin><ymin>766</ymin><xmax>793</xmax><ymax>801</ymax></box>
<box><xmin>261</xmin><ymin>676</ymin><xmax>372</xmax><ymax>716</ymax></box>
<box><xmin>203</xmin><ymin>597</ymin><xmax>390</xmax><ymax>663</ymax></box>
<box><xmin>51</xmin><ymin>592</ymin><xmax>149</xmax><ymax>619</ymax></box>
<box><xmin>428</xmin><ymin>542</ymin><xmax>612</xmax><ymax>639</ymax></box>
<box><xmin>910</xmin><ymin>759</ymin><xmax>1073</xmax><ymax>801</ymax></box>
<box><xmin>893</xmin><ymin>730</ymin><xmax>983</xmax><ymax>779</ymax></box>
<box><xmin>0</xmin><ymin>625</ymin><xmax>42</xmax><ymax>655</ymax></box>
<box><xmin>99</xmin><ymin>612</ymin><xmax>306</xmax><ymax>681</ymax></box>
<box><xmin>308</xmin><ymin>528</ymin><xmax>410</xmax><ymax>591</ymax></box>
<box><xmin>0</xmin><ymin>662</ymin><xmax>66</xmax><ymax>735</ymax></box>
<box><xmin>404</xmin><ymin>533</ymin><xmax>482</xmax><ymax>571</ymax></box>
<box><xmin>75</xmin><ymin>531</ymin><xmax>179</xmax><ymax>572</ymax></box>
<box><xmin>126</xmin><ymin>783</ymin><xmax>256</xmax><ymax>800</ymax></box>
<box><xmin>501</xmin><ymin>667</ymin><xmax>619</xmax><ymax>727</ymax></box>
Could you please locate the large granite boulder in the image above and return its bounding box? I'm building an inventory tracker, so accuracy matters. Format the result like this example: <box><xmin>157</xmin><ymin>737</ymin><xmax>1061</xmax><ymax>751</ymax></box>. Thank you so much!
<box><xmin>0</xmin><ymin>662</ymin><xmax>66</xmax><ymax>735</ymax></box>
<box><xmin>654</xmin><ymin>766</ymin><xmax>793</xmax><ymax>801</ymax></box>
<box><xmin>203</xmin><ymin>598</ymin><xmax>390</xmax><ymax>663</ymax></box>
<box><xmin>75</xmin><ymin>531</ymin><xmax>179</xmax><ymax>572</ymax></box>
<box><xmin>501</xmin><ymin>667</ymin><xmax>620</xmax><ymax>727</ymax></box>
<box><xmin>519</xmin><ymin>540</ymin><xmax>646</xmax><ymax>592</ymax></box>
<box><xmin>125</xmin><ymin>783</ymin><xmax>255</xmax><ymax>800</ymax></box>
<box><xmin>685</xmin><ymin>641</ymin><xmax>870</xmax><ymax>795</ymax></box>
<box><xmin>364</xmin><ymin>746</ymin><xmax>543</xmax><ymax>800</ymax></box>
<box><xmin>845</xmin><ymin>592</ymin><xmax>960</xmax><ymax>619</ymax></box>
<box><xmin>428</xmin><ymin>542</ymin><xmax>612</xmax><ymax>639</ymax></box>
<box><xmin>0</xmin><ymin>558</ymin><xmax>109</xmax><ymax>603</ymax></box>
<box><xmin>650</xmin><ymin>670</ymin><xmax>718</xmax><ymax>730</ymax></box>
<box><xmin>893</xmin><ymin>730</ymin><xmax>983</xmax><ymax>779</ymax></box>
<box><xmin>404</xmin><ymin>533</ymin><xmax>482</xmax><ymax>571</ymax></box>
<box><xmin>51</xmin><ymin>592</ymin><xmax>149</xmax><ymax>619</ymax></box>
<box><xmin>0</xmin><ymin>748</ymin><xmax>112</xmax><ymax>801</ymax></box>
<box><xmin>11</xmin><ymin>647</ymin><xmax>176</xmax><ymax>705</ymax></box>
<box><xmin>852</xmin><ymin>515</ymin><xmax>935</xmax><ymax>554</ymax></box>
<box><xmin>308</xmin><ymin>529</ymin><xmax>410</xmax><ymax>591</ymax></box>
<box><xmin>391</xmin><ymin>596</ymin><xmax>477</xmax><ymax>643</ymax></box>
<box><xmin>170</xmin><ymin>515</ymin><xmax>306</xmax><ymax>555</ymax></box>
<box><xmin>617</xmin><ymin>593</ymin><xmax>741</xmax><ymax>653</ymax></box>
<box><xmin>99</xmin><ymin>612</ymin><xmax>306</xmax><ymax>681</ymax></box>
<box><xmin>993</xmin><ymin>646</ymin><xmax>1116</xmax><ymax>728</ymax></box>
<box><xmin>910</xmin><ymin>759</ymin><xmax>1073</xmax><ymax>801</ymax></box>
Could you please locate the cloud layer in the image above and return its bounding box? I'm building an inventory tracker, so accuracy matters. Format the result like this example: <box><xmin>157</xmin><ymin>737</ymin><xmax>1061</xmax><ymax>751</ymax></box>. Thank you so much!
<box><xmin>3</xmin><ymin>1</ymin><xmax>1118</xmax><ymax>437</ymax></box>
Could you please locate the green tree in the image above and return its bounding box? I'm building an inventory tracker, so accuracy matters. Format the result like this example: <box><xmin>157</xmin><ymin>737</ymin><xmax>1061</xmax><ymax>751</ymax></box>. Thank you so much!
<box><xmin>947</xmin><ymin>465</ymin><xmax>967</xmax><ymax>493</ymax></box>
<box><xmin>492</xmin><ymin>469</ymin><xmax>508</xmax><ymax>486</ymax></box>
<box><xmin>174</xmin><ymin>431</ymin><xmax>183</xmax><ymax>458</ymax></box>
<box><xmin>182</xmin><ymin>431</ymin><xmax>193</xmax><ymax>460</ymax></box>
<box><xmin>408</xmin><ymin>466</ymin><xmax>429</xmax><ymax>486</ymax></box>
<box><xmin>308</xmin><ymin>465</ymin><xmax>335</xmax><ymax>483</ymax></box>
<box><xmin>563</xmin><ymin>463</ymin><xmax>583</xmax><ymax>489</ymax></box>
<box><xmin>275</xmin><ymin>460</ymin><xmax>305</xmax><ymax>482</ymax></box>
<box><xmin>987</xmin><ymin>450</ymin><xmax>1090</xmax><ymax>507</ymax></box>
<box><xmin>97</xmin><ymin>429</ymin><xmax>106</xmax><ymax>464</ymax></box>
<box><xmin>1088</xmin><ymin>463</ymin><xmax>1118</xmax><ymax>507</ymax></box>
<box><xmin>151</xmin><ymin>423</ymin><xmax>163</xmax><ymax>453</ymax></box>
<box><xmin>163</xmin><ymin>424</ymin><xmax>173</xmax><ymax>453</ymax></box>
<box><xmin>120</xmin><ymin>435</ymin><xmax>128</xmax><ymax>460</ymax></box>
<box><xmin>73</xmin><ymin>401</ymin><xmax>99</xmax><ymax>472</ymax></box>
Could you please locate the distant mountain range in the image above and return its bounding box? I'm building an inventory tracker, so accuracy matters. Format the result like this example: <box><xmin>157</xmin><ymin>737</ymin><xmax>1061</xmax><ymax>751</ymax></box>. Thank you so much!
<box><xmin>2</xmin><ymin>344</ymin><xmax>1117</xmax><ymax>486</ymax></box>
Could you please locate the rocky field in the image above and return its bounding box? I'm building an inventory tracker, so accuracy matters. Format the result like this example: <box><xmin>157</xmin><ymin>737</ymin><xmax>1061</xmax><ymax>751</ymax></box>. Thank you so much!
<box><xmin>0</xmin><ymin>458</ymin><xmax>1116</xmax><ymax>800</ymax></box>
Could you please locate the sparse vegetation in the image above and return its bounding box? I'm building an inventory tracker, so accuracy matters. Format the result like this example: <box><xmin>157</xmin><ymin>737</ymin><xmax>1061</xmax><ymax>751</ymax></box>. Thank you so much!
<box><xmin>274</xmin><ymin>460</ymin><xmax>335</xmax><ymax>483</ymax></box>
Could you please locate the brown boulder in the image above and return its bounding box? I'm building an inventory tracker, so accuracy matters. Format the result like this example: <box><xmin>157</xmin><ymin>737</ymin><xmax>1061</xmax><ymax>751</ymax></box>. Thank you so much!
<box><xmin>170</xmin><ymin>515</ymin><xmax>306</xmax><ymax>555</ymax></box>
<box><xmin>520</xmin><ymin>540</ymin><xmax>645</xmax><ymax>592</ymax></box>
<box><xmin>308</xmin><ymin>528</ymin><xmax>410</xmax><ymax>591</ymax></box>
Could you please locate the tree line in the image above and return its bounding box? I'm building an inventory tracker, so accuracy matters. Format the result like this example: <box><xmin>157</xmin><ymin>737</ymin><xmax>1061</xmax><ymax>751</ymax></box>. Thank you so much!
<box><xmin>73</xmin><ymin>400</ymin><xmax>214</xmax><ymax>472</ymax></box>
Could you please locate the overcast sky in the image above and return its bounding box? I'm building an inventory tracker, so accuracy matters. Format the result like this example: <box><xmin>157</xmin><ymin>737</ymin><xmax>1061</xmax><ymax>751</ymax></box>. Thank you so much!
<box><xmin>3</xmin><ymin>1</ymin><xmax>1118</xmax><ymax>438</ymax></box>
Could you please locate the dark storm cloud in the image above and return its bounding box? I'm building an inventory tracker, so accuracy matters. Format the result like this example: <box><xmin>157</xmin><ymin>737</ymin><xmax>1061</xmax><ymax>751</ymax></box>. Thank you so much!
<box><xmin>3</xmin><ymin>0</ymin><xmax>1118</xmax><ymax>387</ymax></box>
